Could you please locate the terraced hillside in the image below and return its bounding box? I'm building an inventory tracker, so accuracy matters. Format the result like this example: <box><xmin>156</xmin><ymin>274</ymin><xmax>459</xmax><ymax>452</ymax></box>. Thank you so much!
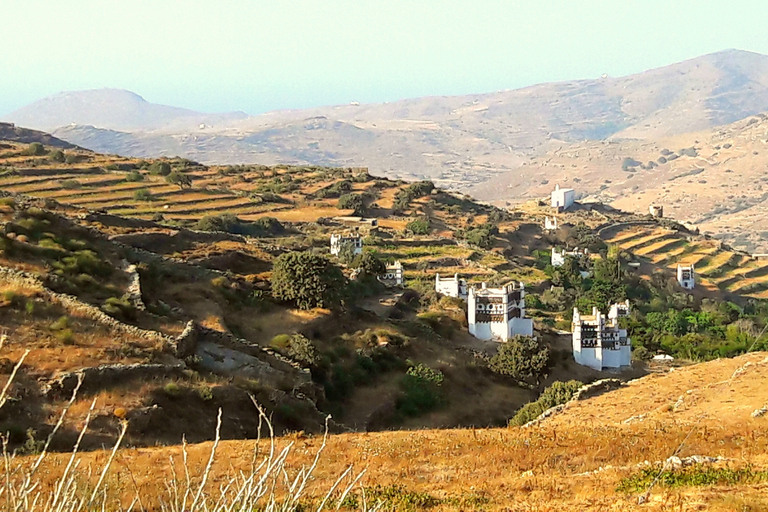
<box><xmin>603</xmin><ymin>223</ymin><xmax>768</xmax><ymax>298</ymax></box>
<box><xmin>3</xmin><ymin>140</ymin><xmax>608</xmax><ymax>449</ymax></box>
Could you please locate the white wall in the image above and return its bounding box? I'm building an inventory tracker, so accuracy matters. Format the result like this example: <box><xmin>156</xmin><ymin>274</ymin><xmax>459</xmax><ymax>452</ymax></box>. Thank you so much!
<box><xmin>510</xmin><ymin>318</ymin><xmax>533</xmax><ymax>337</ymax></box>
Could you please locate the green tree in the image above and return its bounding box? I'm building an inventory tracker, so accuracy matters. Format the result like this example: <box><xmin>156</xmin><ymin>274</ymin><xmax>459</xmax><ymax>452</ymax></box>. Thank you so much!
<box><xmin>489</xmin><ymin>336</ymin><xmax>549</xmax><ymax>384</ymax></box>
<box><xmin>352</xmin><ymin>252</ymin><xmax>386</xmax><ymax>278</ymax></box>
<box><xmin>338</xmin><ymin>193</ymin><xmax>365</xmax><ymax>214</ymax></box>
<box><xmin>148</xmin><ymin>161</ymin><xmax>171</xmax><ymax>176</ymax></box>
<box><xmin>271</xmin><ymin>251</ymin><xmax>346</xmax><ymax>310</ymax></box>
<box><xmin>165</xmin><ymin>170</ymin><xmax>192</xmax><ymax>189</ymax></box>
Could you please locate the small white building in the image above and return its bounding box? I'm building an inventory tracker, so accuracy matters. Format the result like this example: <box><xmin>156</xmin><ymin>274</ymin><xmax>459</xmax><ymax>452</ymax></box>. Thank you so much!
<box><xmin>435</xmin><ymin>273</ymin><xmax>468</xmax><ymax>300</ymax></box>
<box><xmin>572</xmin><ymin>300</ymin><xmax>632</xmax><ymax>370</ymax></box>
<box><xmin>330</xmin><ymin>233</ymin><xmax>363</xmax><ymax>256</ymax></box>
<box><xmin>551</xmin><ymin>184</ymin><xmax>575</xmax><ymax>211</ymax></box>
<box><xmin>378</xmin><ymin>261</ymin><xmax>404</xmax><ymax>287</ymax></box>
<box><xmin>467</xmin><ymin>282</ymin><xmax>534</xmax><ymax>341</ymax></box>
<box><xmin>677</xmin><ymin>264</ymin><xmax>695</xmax><ymax>290</ymax></box>
<box><xmin>544</xmin><ymin>216</ymin><xmax>558</xmax><ymax>231</ymax></box>
<box><xmin>551</xmin><ymin>247</ymin><xmax>589</xmax><ymax>267</ymax></box>
<box><xmin>649</xmin><ymin>205</ymin><xmax>664</xmax><ymax>218</ymax></box>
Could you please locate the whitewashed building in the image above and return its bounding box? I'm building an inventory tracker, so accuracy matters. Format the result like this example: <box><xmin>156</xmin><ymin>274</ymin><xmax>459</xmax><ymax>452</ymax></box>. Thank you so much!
<box><xmin>551</xmin><ymin>247</ymin><xmax>589</xmax><ymax>267</ymax></box>
<box><xmin>677</xmin><ymin>264</ymin><xmax>695</xmax><ymax>290</ymax></box>
<box><xmin>330</xmin><ymin>233</ymin><xmax>363</xmax><ymax>256</ymax></box>
<box><xmin>572</xmin><ymin>300</ymin><xmax>631</xmax><ymax>370</ymax></box>
<box><xmin>378</xmin><ymin>261</ymin><xmax>404</xmax><ymax>287</ymax></box>
<box><xmin>435</xmin><ymin>273</ymin><xmax>468</xmax><ymax>300</ymax></box>
<box><xmin>467</xmin><ymin>282</ymin><xmax>534</xmax><ymax>341</ymax></box>
<box><xmin>544</xmin><ymin>216</ymin><xmax>558</xmax><ymax>231</ymax></box>
<box><xmin>551</xmin><ymin>184</ymin><xmax>575</xmax><ymax>210</ymax></box>
<box><xmin>649</xmin><ymin>205</ymin><xmax>664</xmax><ymax>218</ymax></box>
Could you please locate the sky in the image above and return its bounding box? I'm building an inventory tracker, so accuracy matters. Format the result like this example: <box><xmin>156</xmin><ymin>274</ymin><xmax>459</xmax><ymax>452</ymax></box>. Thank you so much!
<box><xmin>3</xmin><ymin>0</ymin><xmax>768</xmax><ymax>116</ymax></box>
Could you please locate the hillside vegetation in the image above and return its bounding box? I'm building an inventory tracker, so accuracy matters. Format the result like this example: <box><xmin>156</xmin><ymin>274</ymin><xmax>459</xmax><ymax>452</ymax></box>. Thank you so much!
<box><xmin>0</xmin><ymin>137</ymin><xmax>767</xmax><ymax>509</ymax></box>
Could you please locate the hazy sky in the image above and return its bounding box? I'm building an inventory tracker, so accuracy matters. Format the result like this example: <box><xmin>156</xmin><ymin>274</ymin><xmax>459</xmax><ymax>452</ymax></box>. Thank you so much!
<box><xmin>3</xmin><ymin>0</ymin><xmax>768</xmax><ymax>116</ymax></box>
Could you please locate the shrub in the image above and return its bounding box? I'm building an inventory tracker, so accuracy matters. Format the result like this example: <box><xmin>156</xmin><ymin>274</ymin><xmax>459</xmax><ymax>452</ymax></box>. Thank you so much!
<box><xmin>59</xmin><ymin>179</ymin><xmax>82</xmax><ymax>189</ymax></box>
<box><xmin>286</xmin><ymin>334</ymin><xmax>319</xmax><ymax>366</ymax></box>
<box><xmin>49</xmin><ymin>316</ymin><xmax>69</xmax><ymax>331</ymax></box>
<box><xmin>133</xmin><ymin>188</ymin><xmax>153</xmax><ymax>201</ymax></box>
<box><xmin>406</xmin><ymin>363</ymin><xmax>444</xmax><ymax>385</ymax></box>
<box><xmin>509</xmin><ymin>380</ymin><xmax>582</xmax><ymax>426</ymax></box>
<box><xmin>56</xmin><ymin>329</ymin><xmax>75</xmax><ymax>345</ymax></box>
<box><xmin>163</xmin><ymin>382</ymin><xmax>181</xmax><ymax>397</ymax></box>
<box><xmin>396</xmin><ymin>364</ymin><xmax>445</xmax><ymax>417</ymax></box>
<box><xmin>64</xmin><ymin>153</ymin><xmax>82</xmax><ymax>164</ymax></box>
<box><xmin>489</xmin><ymin>336</ymin><xmax>549</xmax><ymax>384</ymax></box>
<box><xmin>406</xmin><ymin>217</ymin><xmax>430</xmax><ymax>235</ymax></box>
<box><xmin>22</xmin><ymin>143</ymin><xmax>46</xmax><ymax>156</ymax></box>
<box><xmin>148</xmin><ymin>161</ymin><xmax>172</xmax><ymax>176</ymax></box>
<box><xmin>125</xmin><ymin>170</ymin><xmax>144</xmax><ymax>182</ymax></box>
<box><xmin>101</xmin><ymin>297</ymin><xmax>137</xmax><ymax>321</ymax></box>
<box><xmin>48</xmin><ymin>149</ymin><xmax>65</xmax><ymax>163</ymax></box>
<box><xmin>271</xmin><ymin>251</ymin><xmax>346</xmax><ymax>310</ymax></box>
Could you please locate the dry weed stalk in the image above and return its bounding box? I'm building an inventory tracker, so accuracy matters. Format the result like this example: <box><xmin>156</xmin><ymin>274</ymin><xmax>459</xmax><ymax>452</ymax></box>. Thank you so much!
<box><xmin>0</xmin><ymin>341</ymin><xmax>377</xmax><ymax>511</ymax></box>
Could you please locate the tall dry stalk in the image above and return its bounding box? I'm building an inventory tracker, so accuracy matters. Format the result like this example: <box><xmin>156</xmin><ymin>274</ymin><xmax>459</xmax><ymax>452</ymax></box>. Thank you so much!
<box><xmin>0</xmin><ymin>340</ymin><xmax>378</xmax><ymax>511</ymax></box>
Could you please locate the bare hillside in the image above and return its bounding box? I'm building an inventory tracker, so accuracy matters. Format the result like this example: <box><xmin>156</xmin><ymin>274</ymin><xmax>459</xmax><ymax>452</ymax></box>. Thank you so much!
<box><xmin>473</xmin><ymin>113</ymin><xmax>768</xmax><ymax>252</ymax></box>
<box><xmin>6</xmin><ymin>50</ymin><xmax>768</xmax><ymax>190</ymax></box>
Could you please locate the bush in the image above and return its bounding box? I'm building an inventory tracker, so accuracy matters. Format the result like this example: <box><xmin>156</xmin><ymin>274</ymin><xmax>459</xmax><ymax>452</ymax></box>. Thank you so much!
<box><xmin>101</xmin><ymin>297</ymin><xmax>137</xmax><ymax>321</ymax></box>
<box><xmin>133</xmin><ymin>188</ymin><xmax>153</xmax><ymax>201</ymax></box>
<box><xmin>64</xmin><ymin>153</ymin><xmax>81</xmax><ymax>164</ymax></box>
<box><xmin>489</xmin><ymin>336</ymin><xmax>549</xmax><ymax>384</ymax></box>
<box><xmin>22</xmin><ymin>143</ymin><xmax>46</xmax><ymax>156</ymax></box>
<box><xmin>396</xmin><ymin>364</ymin><xmax>444</xmax><ymax>417</ymax></box>
<box><xmin>286</xmin><ymin>334</ymin><xmax>319</xmax><ymax>366</ymax></box>
<box><xmin>406</xmin><ymin>217</ymin><xmax>430</xmax><ymax>235</ymax></box>
<box><xmin>163</xmin><ymin>382</ymin><xmax>181</xmax><ymax>397</ymax></box>
<box><xmin>49</xmin><ymin>316</ymin><xmax>69</xmax><ymax>331</ymax></box>
<box><xmin>56</xmin><ymin>329</ymin><xmax>75</xmax><ymax>345</ymax></box>
<box><xmin>148</xmin><ymin>161</ymin><xmax>171</xmax><ymax>176</ymax></box>
<box><xmin>509</xmin><ymin>380</ymin><xmax>582</xmax><ymax>426</ymax></box>
<box><xmin>59</xmin><ymin>179</ymin><xmax>82</xmax><ymax>189</ymax></box>
<box><xmin>125</xmin><ymin>170</ymin><xmax>144</xmax><ymax>182</ymax></box>
<box><xmin>271</xmin><ymin>251</ymin><xmax>346</xmax><ymax>310</ymax></box>
<box><xmin>48</xmin><ymin>149</ymin><xmax>65</xmax><ymax>163</ymax></box>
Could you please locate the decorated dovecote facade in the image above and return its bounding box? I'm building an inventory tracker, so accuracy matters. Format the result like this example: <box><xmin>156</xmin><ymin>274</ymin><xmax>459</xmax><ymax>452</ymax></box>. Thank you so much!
<box><xmin>330</xmin><ymin>233</ymin><xmax>363</xmax><ymax>256</ymax></box>
<box><xmin>572</xmin><ymin>300</ymin><xmax>631</xmax><ymax>370</ymax></box>
<box><xmin>468</xmin><ymin>282</ymin><xmax>534</xmax><ymax>341</ymax></box>
<box><xmin>378</xmin><ymin>261</ymin><xmax>404</xmax><ymax>287</ymax></box>
<box><xmin>551</xmin><ymin>247</ymin><xmax>589</xmax><ymax>267</ymax></box>
<box><xmin>551</xmin><ymin>184</ymin><xmax>575</xmax><ymax>211</ymax></box>
<box><xmin>677</xmin><ymin>264</ymin><xmax>695</xmax><ymax>290</ymax></box>
<box><xmin>435</xmin><ymin>273</ymin><xmax>468</xmax><ymax>300</ymax></box>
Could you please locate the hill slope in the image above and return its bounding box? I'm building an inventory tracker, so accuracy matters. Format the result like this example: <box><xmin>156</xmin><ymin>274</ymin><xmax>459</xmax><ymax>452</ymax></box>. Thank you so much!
<box><xmin>21</xmin><ymin>351</ymin><xmax>768</xmax><ymax>511</ymax></box>
<box><xmin>473</xmin><ymin>112</ymin><xmax>768</xmax><ymax>252</ymax></box>
<box><xmin>7</xmin><ymin>50</ymin><xmax>768</xmax><ymax>185</ymax></box>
